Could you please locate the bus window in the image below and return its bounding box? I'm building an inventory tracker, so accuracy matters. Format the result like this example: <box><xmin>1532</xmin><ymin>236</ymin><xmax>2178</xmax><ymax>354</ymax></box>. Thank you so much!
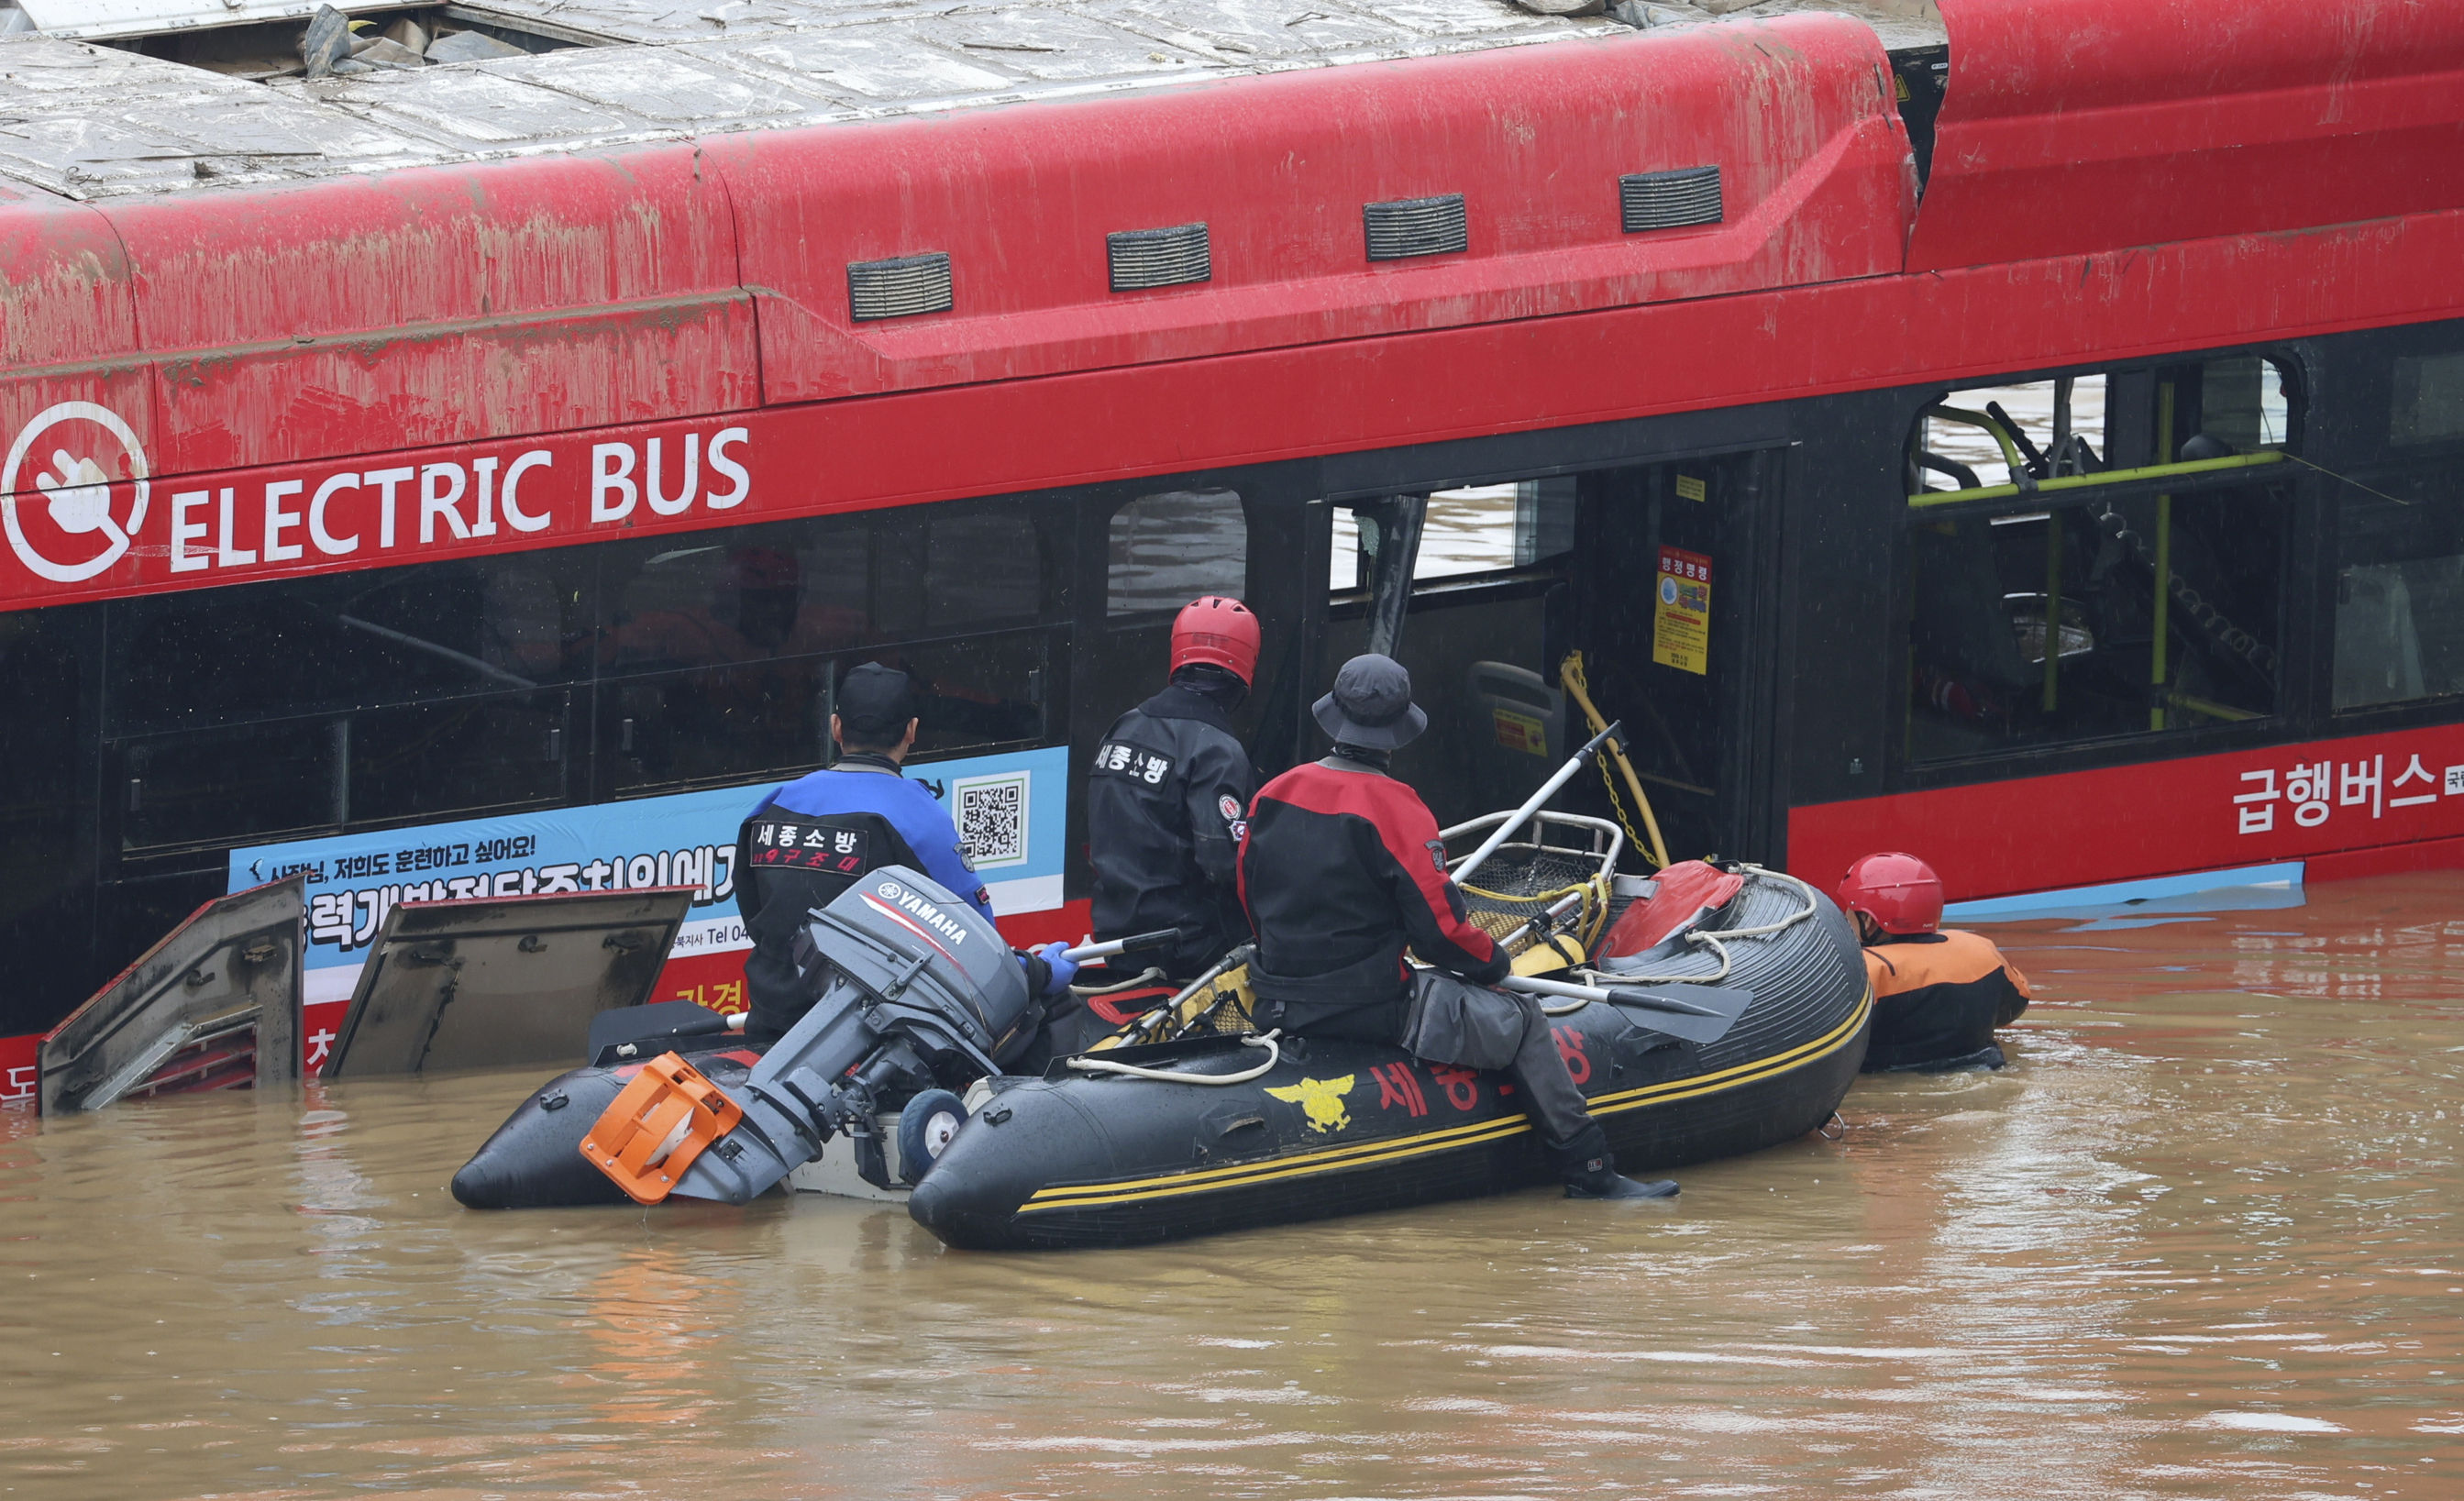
<box><xmin>1324</xmin><ymin>477</ymin><xmax>1584</xmax><ymax>825</ymax></box>
<box><xmin>2390</xmin><ymin>351</ymin><xmax>2464</xmax><ymax>445</ymax></box>
<box><xmin>1914</xmin><ymin>375</ymin><xmax>2110</xmax><ymax>490</ymax></box>
<box><xmin>0</xmin><ymin>605</ymin><xmax>96</xmax><ymax>1035</ymax></box>
<box><xmin>1107</xmin><ymin>488</ymin><xmax>1245</xmax><ymax>615</ymax></box>
<box><xmin>902</xmin><ymin>632</ymin><xmax>1050</xmax><ymax>754</ymax></box>
<box><xmin>925</xmin><ymin>511</ymin><xmax>1043</xmax><ymax>629</ymax></box>
<box><xmin>107</xmin><ymin>551</ymin><xmax>592</xmax><ymax>735</ymax></box>
<box><xmin>603</xmin><ymin>524</ymin><xmax>868</xmax><ymax>675</ymax></box>
<box><xmin>1905</xmin><ymin>358</ymin><xmax>2296</xmax><ymax>762</ymax></box>
<box><xmin>1331</xmin><ymin>479</ymin><xmax>1576</xmax><ymax>590</ymax></box>
<box><xmin>105</xmin><ymin>554</ymin><xmax>593</xmax><ymax>852</ymax></box>
<box><xmin>2334</xmin><ymin>465</ymin><xmax>2464</xmax><ymax>710</ymax></box>
<box><xmin>601</xmin><ymin>498</ymin><xmax>1061</xmax><ymax>795</ymax></box>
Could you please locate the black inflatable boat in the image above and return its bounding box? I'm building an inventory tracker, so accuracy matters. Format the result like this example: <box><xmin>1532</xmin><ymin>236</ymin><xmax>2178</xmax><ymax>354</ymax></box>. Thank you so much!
<box><xmin>453</xmin><ymin>833</ymin><xmax>1869</xmax><ymax>1243</ymax></box>
<box><xmin>908</xmin><ymin>866</ymin><xmax>1869</xmax><ymax>1249</ymax></box>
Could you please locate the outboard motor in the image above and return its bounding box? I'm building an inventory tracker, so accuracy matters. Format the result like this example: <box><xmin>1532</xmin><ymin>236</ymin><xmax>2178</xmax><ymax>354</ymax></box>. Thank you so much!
<box><xmin>580</xmin><ymin>866</ymin><xmax>1033</xmax><ymax>1206</ymax></box>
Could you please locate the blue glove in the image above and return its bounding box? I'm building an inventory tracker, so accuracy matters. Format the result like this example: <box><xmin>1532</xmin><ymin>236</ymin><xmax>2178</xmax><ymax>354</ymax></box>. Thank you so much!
<box><xmin>1033</xmin><ymin>941</ymin><xmax>1077</xmax><ymax>997</ymax></box>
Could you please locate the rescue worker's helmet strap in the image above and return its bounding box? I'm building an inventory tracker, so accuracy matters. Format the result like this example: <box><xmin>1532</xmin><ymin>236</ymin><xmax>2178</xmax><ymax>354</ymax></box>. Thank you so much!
<box><xmin>1171</xmin><ymin>595</ymin><xmax>1262</xmax><ymax>685</ymax></box>
<box><xmin>1838</xmin><ymin>852</ymin><xmax>1945</xmax><ymax>936</ymax></box>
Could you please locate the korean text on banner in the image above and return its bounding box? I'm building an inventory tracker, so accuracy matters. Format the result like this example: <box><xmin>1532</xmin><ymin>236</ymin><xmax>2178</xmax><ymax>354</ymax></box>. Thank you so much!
<box><xmin>1652</xmin><ymin>545</ymin><xmax>1712</xmax><ymax>676</ymax></box>
<box><xmin>227</xmin><ymin>745</ymin><xmax>1069</xmax><ymax>1051</ymax></box>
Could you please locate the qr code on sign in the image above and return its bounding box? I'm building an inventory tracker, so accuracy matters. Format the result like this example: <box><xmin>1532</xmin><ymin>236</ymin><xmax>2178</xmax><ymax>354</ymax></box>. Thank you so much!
<box><xmin>952</xmin><ymin>771</ymin><xmax>1031</xmax><ymax>869</ymax></box>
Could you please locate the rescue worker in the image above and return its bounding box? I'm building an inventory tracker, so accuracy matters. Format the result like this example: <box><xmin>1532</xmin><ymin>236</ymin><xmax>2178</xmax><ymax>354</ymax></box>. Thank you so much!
<box><xmin>1088</xmin><ymin>595</ymin><xmax>1262</xmax><ymax>983</ymax></box>
<box><xmin>1839</xmin><ymin>852</ymin><xmax>2032</xmax><ymax>1070</ymax></box>
<box><xmin>1238</xmin><ymin>653</ymin><xmax>1674</xmax><ymax>1200</ymax></box>
<box><xmin>736</xmin><ymin>662</ymin><xmax>1073</xmax><ymax>1045</ymax></box>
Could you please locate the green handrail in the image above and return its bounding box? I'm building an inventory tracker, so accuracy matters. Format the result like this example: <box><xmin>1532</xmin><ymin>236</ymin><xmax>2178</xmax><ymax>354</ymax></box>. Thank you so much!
<box><xmin>1921</xmin><ymin>404</ymin><xmax>2026</xmax><ymax>483</ymax></box>
<box><xmin>1906</xmin><ymin>449</ymin><xmax>2285</xmax><ymax>509</ymax></box>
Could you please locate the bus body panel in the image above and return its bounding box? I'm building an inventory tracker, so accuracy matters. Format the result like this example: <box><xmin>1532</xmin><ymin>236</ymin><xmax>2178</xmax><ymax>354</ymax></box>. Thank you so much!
<box><xmin>5</xmin><ymin>207</ymin><xmax>2458</xmax><ymax>614</ymax></box>
<box><xmin>0</xmin><ymin>190</ymin><xmax>152</xmax><ymax>447</ymax></box>
<box><xmin>715</xmin><ymin>17</ymin><xmax>1911</xmax><ymax>402</ymax></box>
<box><xmin>1910</xmin><ymin>0</ymin><xmax>2464</xmax><ymax>270</ymax></box>
<box><xmin>1793</xmin><ymin>722</ymin><xmax>2464</xmax><ymax>905</ymax></box>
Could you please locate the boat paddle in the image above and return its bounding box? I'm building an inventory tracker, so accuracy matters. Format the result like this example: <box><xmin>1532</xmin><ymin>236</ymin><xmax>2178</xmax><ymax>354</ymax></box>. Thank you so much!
<box><xmin>1497</xmin><ymin>974</ymin><xmax>1753</xmax><ymax>1046</ymax></box>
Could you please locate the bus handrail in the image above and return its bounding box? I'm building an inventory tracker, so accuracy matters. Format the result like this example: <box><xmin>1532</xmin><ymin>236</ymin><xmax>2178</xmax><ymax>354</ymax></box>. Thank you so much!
<box><xmin>1906</xmin><ymin>449</ymin><xmax>2286</xmax><ymax>509</ymax></box>
<box><xmin>1920</xmin><ymin>404</ymin><xmax>2028</xmax><ymax>484</ymax></box>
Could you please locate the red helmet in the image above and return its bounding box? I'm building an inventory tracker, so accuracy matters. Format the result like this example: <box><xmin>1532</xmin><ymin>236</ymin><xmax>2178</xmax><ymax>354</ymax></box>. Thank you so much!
<box><xmin>1171</xmin><ymin>596</ymin><xmax>1261</xmax><ymax>685</ymax></box>
<box><xmin>1838</xmin><ymin>852</ymin><xmax>1944</xmax><ymax>936</ymax></box>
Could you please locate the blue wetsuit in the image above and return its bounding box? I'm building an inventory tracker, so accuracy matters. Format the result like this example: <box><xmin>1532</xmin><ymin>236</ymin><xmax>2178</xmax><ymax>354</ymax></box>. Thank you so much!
<box><xmin>736</xmin><ymin>753</ymin><xmax>992</xmax><ymax>1041</ymax></box>
<box><xmin>760</xmin><ymin>756</ymin><xmax>992</xmax><ymax>920</ymax></box>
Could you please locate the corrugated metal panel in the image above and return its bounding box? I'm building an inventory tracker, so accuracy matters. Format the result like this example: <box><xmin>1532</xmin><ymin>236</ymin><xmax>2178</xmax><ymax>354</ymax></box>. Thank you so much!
<box><xmin>15</xmin><ymin>0</ymin><xmax>340</xmax><ymax>41</ymax></box>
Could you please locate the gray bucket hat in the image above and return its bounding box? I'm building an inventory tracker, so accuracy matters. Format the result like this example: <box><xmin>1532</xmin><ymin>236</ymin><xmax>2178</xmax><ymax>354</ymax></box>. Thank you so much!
<box><xmin>1312</xmin><ymin>653</ymin><xmax>1428</xmax><ymax>749</ymax></box>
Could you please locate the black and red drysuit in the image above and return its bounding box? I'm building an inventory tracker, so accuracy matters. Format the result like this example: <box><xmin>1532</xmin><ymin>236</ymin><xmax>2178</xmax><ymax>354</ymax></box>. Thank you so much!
<box><xmin>1861</xmin><ymin>929</ymin><xmax>2032</xmax><ymax>1071</ymax></box>
<box><xmin>1235</xmin><ymin>755</ymin><xmax>1603</xmax><ymax>1161</ymax></box>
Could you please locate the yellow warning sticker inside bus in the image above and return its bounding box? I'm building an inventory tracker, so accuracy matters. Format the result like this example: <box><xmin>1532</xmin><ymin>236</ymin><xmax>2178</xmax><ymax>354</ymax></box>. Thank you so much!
<box><xmin>1653</xmin><ymin>545</ymin><xmax>1711</xmax><ymax>675</ymax></box>
<box><xmin>1675</xmin><ymin>474</ymin><xmax>1707</xmax><ymax>502</ymax></box>
<box><xmin>1493</xmin><ymin>708</ymin><xmax>1548</xmax><ymax>757</ymax></box>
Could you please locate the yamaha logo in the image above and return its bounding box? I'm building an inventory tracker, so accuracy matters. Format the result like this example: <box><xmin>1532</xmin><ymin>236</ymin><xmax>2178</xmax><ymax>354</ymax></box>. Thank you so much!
<box><xmin>870</xmin><ymin>879</ymin><xmax>967</xmax><ymax>945</ymax></box>
<box><xmin>2</xmin><ymin>402</ymin><xmax>149</xmax><ymax>584</ymax></box>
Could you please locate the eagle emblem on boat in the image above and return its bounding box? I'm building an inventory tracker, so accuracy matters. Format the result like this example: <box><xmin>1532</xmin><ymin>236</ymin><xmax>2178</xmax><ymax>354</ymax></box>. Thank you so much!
<box><xmin>1265</xmin><ymin>1075</ymin><xmax>1356</xmax><ymax>1133</ymax></box>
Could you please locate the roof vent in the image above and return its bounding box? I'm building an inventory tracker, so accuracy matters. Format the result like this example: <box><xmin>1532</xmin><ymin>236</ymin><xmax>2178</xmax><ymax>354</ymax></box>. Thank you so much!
<box><xmin>847</xmin><ymin>253</ymin><xmax>955</xmax><ymax>322</ymax></box>
<box><xmin>1108</xmin><ymin>223</ymin><xmax>1211</xmax><ymax>292</ymax></box>
<box><xmin>1619</xmin><ymin>167</ymin><xmax>1723</xmax><ymax>232</ymax></box>
<box><xmin>1364</xmin><ymin>194</ymin><xmax>1468</xmax><ymax>261</ymax></box>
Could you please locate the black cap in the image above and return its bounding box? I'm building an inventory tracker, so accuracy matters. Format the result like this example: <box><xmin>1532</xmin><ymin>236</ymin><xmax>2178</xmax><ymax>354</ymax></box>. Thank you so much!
<box><xmin>837</xmin><ymin>662</ymin><xmax>918</xmax><ymax>741</ymax></box>
<box><xmin>1312</xmin><ymin>653</ymin><xmax>1427</xmax><ymax>749</ymax></box>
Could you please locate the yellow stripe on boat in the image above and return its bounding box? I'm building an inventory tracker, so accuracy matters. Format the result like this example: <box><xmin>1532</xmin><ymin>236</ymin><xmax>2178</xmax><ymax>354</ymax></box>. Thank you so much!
<box><xmin>1018</xmin><ymin>991</ymin><xmax>1871</xmax><ymax>1213</ymax></box>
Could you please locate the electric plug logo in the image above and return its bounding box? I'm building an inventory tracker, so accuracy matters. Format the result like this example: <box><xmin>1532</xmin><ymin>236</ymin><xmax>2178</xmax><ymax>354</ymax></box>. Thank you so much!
<box><xmin>4</xmin><ymin>403</ymin><xmax>149</xmax><ymax>583</ymax></box>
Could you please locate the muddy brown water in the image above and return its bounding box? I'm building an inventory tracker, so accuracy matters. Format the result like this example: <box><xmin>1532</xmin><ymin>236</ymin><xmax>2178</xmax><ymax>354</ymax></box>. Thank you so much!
<box><xmin>4</xmin><ymin>873</ymin><xmax>2460</xmax><ymax>1499</ymax></box>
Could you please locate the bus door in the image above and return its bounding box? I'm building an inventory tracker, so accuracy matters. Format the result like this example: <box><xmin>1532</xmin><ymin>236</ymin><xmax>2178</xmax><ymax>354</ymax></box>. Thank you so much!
<box><xmin>1570</xmin><ymin>449</ymin><xmax>1787</xmax><ymax>866</ymax></box>
<box><xmin>1309</xmin><ymin>482</ymin><xmax>1580</xmax><ymax>831</ymax></box>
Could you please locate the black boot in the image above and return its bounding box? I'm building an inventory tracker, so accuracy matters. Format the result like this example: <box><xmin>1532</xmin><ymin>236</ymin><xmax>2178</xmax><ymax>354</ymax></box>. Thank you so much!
<box><xmin>1551</xmin><ymin>1123</ymin><xmax>1677</xmax><ymax>1200</ymax></box>
<box><xmin>1563</xmin><ymin>1154</ymin><xmax>1679</xmax><ymax>1200</ymax></box>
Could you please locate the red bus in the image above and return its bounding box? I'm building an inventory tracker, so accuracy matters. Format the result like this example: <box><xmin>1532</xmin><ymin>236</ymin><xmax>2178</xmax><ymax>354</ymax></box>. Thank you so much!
<box><xmin>4</xmin><ymin>0</ymin><xmax>2462</xmax><ymax>1091</ymax></box>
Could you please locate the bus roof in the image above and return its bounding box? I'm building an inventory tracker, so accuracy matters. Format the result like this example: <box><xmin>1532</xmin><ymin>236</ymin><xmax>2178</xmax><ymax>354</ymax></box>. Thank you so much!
<box><xmin>0</xmin><ymin>0</ymin><xmax>1947</xmax><ymax>204</ymax></box>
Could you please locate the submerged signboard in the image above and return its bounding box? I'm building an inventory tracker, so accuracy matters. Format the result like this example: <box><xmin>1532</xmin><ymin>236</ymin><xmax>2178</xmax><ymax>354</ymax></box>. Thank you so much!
<box><xmin>227</xmin><ymin>745</ymin><xmax>1066</xmax><ymax>1071</ymax></box>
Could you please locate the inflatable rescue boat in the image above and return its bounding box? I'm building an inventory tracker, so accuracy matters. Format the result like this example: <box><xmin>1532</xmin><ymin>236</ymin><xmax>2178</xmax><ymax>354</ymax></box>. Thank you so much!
<box><xmin>910</xmin><ymin>849</ymin><xmax>1869</xmax><ymax>1249</ymax></box>
<box><xmin>452</xmin><ymin>804</ymin><xmax>1871</xmax><ymax>1246</ymax></box>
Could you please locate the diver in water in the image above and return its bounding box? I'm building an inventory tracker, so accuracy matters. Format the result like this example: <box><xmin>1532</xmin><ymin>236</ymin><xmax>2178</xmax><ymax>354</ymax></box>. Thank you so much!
<box><xmin>1840</xmin><ymin>852</ymin><xmax>2032</xmax><ymax>1070</ymax></box>
<box><xmin>1236</xmin><ymin>653</ymin><xmax>1676</xmax><ymax>1200</ymax></box>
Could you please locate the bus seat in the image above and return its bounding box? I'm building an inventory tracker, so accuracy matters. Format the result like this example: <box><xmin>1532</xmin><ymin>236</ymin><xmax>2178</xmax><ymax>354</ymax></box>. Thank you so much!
<box><xmin>1909</xmin><ymin>520</ymin><xmax>2035</xmax><ymax>697</ymax></box>
<box><xmin>1463</xmin><ymin>661</ymin><xmax>1569</xmax><ymax>808</ymax></box>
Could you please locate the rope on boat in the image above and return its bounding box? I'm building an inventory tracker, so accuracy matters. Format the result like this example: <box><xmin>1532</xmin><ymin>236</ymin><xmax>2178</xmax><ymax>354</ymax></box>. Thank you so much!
<box><xmin>1541</xmin><ymin>865</ymin><xmax>1825</xmax><ymax>1011</ymax></box>
<box><xmin>1072</xmin><ymin>966</ymin><xmax>1168</xmax><ymax>997</ymax></box>
<box><xmin>1066</xmin><ymin>1030</ymin><xmax>1283</xmax><ymax>1086</ymax></box>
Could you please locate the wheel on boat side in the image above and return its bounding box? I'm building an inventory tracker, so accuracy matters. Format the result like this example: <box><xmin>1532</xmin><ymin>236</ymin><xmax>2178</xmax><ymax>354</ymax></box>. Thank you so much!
<box><xmin>898</xmin><ymin>1089</ymin><xmax>968</xmax><ymax>1185</ymax></box>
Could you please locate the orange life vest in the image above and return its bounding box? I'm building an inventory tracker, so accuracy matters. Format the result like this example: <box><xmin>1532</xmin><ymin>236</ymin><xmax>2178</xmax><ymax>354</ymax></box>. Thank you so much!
<box><xmin>1859</xmin><ymin>929</ymin><xmax>2030</xmax><ymax>1071</ymax></box>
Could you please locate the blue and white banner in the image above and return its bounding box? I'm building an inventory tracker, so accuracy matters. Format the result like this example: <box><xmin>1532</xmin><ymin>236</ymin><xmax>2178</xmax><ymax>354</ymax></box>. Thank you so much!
<box><xmin>229</xmin><ymin>745</ymin><xmax>1068</xmax><ymax>1006</ymax></box>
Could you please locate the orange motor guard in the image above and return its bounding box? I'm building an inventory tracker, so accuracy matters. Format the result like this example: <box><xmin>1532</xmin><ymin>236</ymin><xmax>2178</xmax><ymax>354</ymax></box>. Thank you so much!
<box><xmin>579</xmin><ymin>1052</ymin><xmax>746</xmax><ymax>1204</ymax></box>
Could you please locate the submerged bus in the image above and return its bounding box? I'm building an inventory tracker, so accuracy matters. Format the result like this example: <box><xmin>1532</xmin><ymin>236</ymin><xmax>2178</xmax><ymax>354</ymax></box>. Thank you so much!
<box><xmin>4</xmin><ymin>0</ymin><xmax>2462</xmax><ymax>1088</ymax></box>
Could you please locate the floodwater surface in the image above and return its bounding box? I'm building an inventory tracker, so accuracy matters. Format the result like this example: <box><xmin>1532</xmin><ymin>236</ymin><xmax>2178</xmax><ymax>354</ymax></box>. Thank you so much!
<box><xmin>3</xmin><ymin>873</ymin><xmax>2459</xmax><ymax>1499</ymax></box>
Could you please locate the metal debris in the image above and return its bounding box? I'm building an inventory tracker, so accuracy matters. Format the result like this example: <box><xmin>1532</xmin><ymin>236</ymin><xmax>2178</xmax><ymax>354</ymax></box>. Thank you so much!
<box><xmin>297</xmin><ymin>4</ymin><xmax>351</xmax><ymax>79</ymax></box>
<box><xmin>423</xmin><ymin>27</ymin><xmax>530</xmax><ymax>63</ymax></box>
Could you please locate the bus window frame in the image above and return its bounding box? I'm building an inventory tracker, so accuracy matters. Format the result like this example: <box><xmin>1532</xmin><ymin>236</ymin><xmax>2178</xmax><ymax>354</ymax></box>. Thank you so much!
<box><xmin>1885</xmin><ymin>346</ymin><xmax>2323</xmax><ymax>789</ymax></box>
